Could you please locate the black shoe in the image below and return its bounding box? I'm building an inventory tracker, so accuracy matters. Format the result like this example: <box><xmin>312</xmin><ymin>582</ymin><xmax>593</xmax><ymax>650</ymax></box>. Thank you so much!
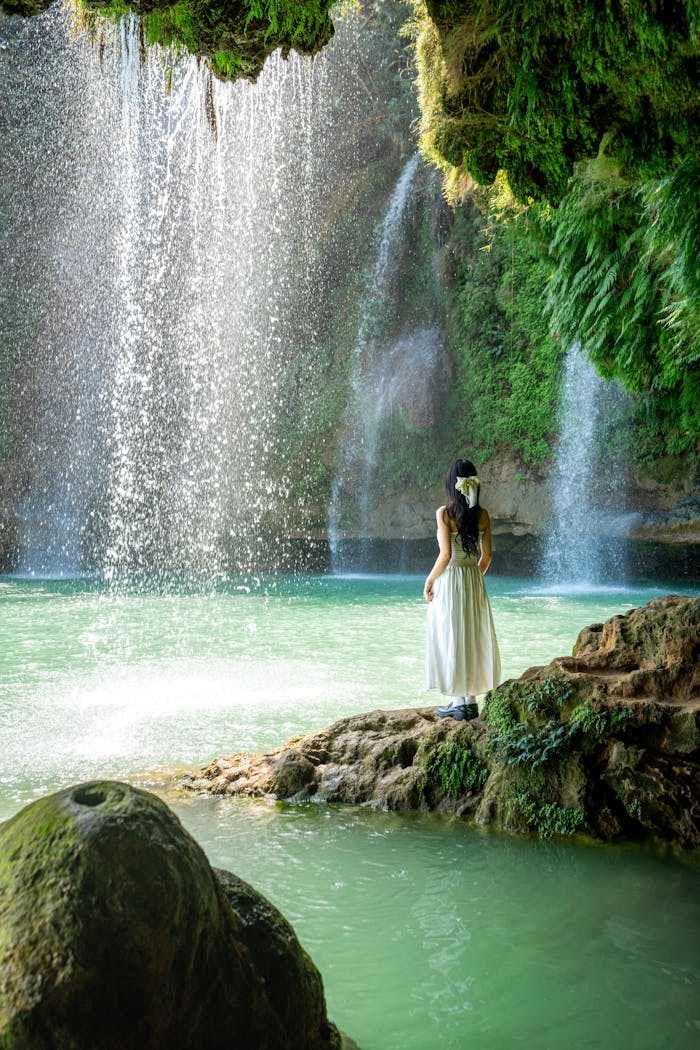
<box><xmin>437</xmin><ymin>704</ymin><xmax>467</xmax><ymax>720</ymax></box>
<box><xmin>436</xmin><ymin>703</ymin><xmax>479</xmax><ymax>721</ymax></box>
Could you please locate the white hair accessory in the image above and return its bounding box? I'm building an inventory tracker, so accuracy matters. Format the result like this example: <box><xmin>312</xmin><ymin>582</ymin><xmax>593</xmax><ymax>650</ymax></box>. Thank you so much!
<box><xmin>455</xmin><ymin>475</ymin><xmax>480</xmax><ymax>508</ymax></box>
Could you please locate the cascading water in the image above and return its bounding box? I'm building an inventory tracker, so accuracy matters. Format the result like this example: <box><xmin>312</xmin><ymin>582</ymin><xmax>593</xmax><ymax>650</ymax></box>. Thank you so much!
<box><xmin>1</xmin><ymin>4</ymin><xmax>415</xmax><ymax>580</ymax></box>
<box><xmin>328</xmin><ymin>154</ymin><xmax>447</xmax><ymax>571</ymax></box>
<box><xmin>542</xmin><ymin>342</ymin><xmax>634</xmax><ymax>587</ymax></box>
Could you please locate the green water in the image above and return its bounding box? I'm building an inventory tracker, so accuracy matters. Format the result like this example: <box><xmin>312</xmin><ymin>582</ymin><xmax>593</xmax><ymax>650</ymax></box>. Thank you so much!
<box><xmin>177</xmin><ymin>798</ymin><xmax>700</xmax><ymax>1050</ymax></box>
<box><xmin>1</xmin><ymin>573</ymin><xmax>699</xmax><ymax>1048</ymax></box>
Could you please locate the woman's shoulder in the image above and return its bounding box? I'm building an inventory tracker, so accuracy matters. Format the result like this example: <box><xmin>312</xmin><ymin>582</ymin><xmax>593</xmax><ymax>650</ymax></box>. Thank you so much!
<box><xmin>478</xmin><ymin>506</ymin><xmax>490</xmax><ymax>531</ymax></box>
<box><xmin>436</xmin><ymin>506</ymin><xmax>456</xmax><ymax>530</ymax></box>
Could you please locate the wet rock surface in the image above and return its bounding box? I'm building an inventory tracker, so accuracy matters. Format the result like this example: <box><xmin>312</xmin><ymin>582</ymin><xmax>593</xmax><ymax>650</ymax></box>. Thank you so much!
<box><xmin>0</xmin><ymin>781</ymin><xmax>343</xmax><ymax>1050</ymax></box>
<box><xmin>186</xmin><ymin>595</ymin><xmax>700</xmax><ymax>847</ymax></box>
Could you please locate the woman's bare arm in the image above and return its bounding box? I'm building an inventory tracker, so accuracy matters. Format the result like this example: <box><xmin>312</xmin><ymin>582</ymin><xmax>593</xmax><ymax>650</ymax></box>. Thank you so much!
<box><xmin>478</xmin><ymin>508</ymin><xmax>493</xmax><ymax>574</ymax></box>
<box><xmin>423</xmin><ymin>507</ymin><xmax>452</xmax><ymax>601</ymax></box>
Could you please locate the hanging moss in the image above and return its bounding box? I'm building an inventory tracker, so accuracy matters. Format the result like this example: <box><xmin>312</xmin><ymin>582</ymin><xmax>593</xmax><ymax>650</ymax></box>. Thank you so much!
<box><xmin>546</xmin><ymin>158</ymin><xmax>700</xmax><ymax>461</ymax></box>
<box><xmin>409</xmin><ymin>0</ymin><xmax>699</xmax><ymax>204</ymax></box>
<box><xmin>3</xmin><ymin>0</ymin><xmax>335</xmax><ymax>82</ymax></box>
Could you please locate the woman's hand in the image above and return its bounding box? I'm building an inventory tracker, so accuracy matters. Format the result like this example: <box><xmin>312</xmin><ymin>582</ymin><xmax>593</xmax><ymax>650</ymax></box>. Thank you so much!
<box><xmin>423</xmin><ymin>578</ymin><xmax>434</xmax><ymax>602</ymax></box>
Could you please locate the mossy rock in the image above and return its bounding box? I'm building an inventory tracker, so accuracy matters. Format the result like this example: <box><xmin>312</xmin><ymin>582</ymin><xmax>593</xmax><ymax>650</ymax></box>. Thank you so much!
<box><xmin>413</xmin><ymin>0</ymin><xmax>699</xmax><ymax>203</ymax></box>
<box><xmin>0</xmin><ymin>0</ymin><xmax>335</xmax><ymax>83</ymax></box>
<box><xmin>0</xmin><ymin>0</ymin><xmax>47</xmax><ymax>16</ymax></box>
<box><xmin>0</xmin><ymin>781</ymin><xmax>341</xmax><ymax>1049</ymax></box>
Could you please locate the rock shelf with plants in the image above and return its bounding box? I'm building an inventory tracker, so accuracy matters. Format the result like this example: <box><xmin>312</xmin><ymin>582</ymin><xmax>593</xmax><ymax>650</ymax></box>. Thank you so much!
<box><xmin>184</xmin><ymin>594</ymin><xmax>700</xmax><ymax>849</ymax></box>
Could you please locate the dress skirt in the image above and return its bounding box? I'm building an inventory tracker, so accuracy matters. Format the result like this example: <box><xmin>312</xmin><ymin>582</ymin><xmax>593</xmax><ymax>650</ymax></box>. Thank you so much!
<box><xmin>425</xmin><ymin>562</ymin><xmax>501</xmax><ymax>697</ymax></box>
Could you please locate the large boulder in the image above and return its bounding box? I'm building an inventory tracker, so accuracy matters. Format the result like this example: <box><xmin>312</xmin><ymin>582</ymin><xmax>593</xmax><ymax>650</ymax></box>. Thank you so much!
<box><xmin>185</xmin><ymin>595</ymin><xmax>700</xmax><ymax>847</ymax></box>
<box><xmin>0</xmin><ymin>781</ymin><xmax>343</xmax><ymax>1050</ymax></box>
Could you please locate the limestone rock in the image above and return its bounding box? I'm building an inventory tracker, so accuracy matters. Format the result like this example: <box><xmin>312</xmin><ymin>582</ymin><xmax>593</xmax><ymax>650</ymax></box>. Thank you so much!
<box><xmin>188</xmin><ymin>708</ymin><xmax>448</xmax><ymax>812</ymax></box>
<box><xmin>186</xmin><ymin>595</ymin><xmax>700</xmax><ymax>847</ymax></box>
<box><xmin>560</xmin><ymin>593</ymin><xmax>699</xmax><ymax>705</ymax></box>
<box><xmin>0</xmin><ymin>781</ymin><xmax>342</xmax><ymax>1050</ymax></box>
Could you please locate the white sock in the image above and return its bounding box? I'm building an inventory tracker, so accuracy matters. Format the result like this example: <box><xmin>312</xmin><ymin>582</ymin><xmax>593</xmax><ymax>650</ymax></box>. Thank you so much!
<box><xmin>465</xmin><ymin>695</ymin><xmax>476</xmax><ymax>706</ymax></box>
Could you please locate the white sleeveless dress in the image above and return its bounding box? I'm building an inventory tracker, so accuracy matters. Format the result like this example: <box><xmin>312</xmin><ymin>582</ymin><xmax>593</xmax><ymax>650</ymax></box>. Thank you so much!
<box><xmin>425</xmin><ymin>531</ymin><xmax>501</xmax><ymax>697</ymax></box>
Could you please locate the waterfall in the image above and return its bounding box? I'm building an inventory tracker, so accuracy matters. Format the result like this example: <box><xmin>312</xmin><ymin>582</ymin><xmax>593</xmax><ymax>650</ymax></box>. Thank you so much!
<box><xmin>542</xmin><ymin>343</ymin><xmax>634</xmax><ymax>587</ymax></box>
<box><xmin>1</xmin><ymin>4</ymin><xmax>415</xmax><ymax>580</ymax></box>
<box><xmin>328</xmin><ymin>155</ymin><xmax>447</xmax><ymax>571</ymax></box>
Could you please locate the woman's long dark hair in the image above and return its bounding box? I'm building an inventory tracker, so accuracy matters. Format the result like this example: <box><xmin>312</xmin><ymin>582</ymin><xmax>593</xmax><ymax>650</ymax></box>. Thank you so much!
<box><xmin>445</xmin><ymin>458</ymin><xmax>480</xmax><ymax>556</ymax></box>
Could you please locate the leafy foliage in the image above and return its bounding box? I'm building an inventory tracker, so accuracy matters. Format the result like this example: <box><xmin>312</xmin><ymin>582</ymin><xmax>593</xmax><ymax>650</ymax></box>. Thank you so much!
<box><xmin>487</xmin><ymin>678</ymin><xmax>634</xmax><ymax>773</ymax></box>
<box><xmin>489</xmin><ymin>719</ymin><xmax>573</xmax><ymax>770</ymax></box>
<box><xmin>447</xmin><ymin>202</ymin><xmax>563</xmax><ymax>465</ymax></box>
<box><xmin>546</xmin><ymin>160</ymin><xmax>700</xmax><ymax>461</ymax></box>
<box><xmin>410</xmin><ymin>0</ymin><xmax>699</xmax><ymax>204</ymax></box>
<box><xmin>509</xmin><ymin>789</ymin><xmax>585</xmax><ymax>838</ymax></box>
<box><xmin>418</xmin><ymin>733</ymin><xmax>489</xmax><ymax>798</ymax></box>
<box><xmin>70</xmin><ymin>0</ymin><xmax>336</xmax><ymax>81</ymax></box>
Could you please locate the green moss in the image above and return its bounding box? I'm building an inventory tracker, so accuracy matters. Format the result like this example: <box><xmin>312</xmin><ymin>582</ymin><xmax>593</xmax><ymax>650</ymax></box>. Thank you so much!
<box><xmin>417</xmin><ymin>732</ymin><xmax>489</xmax><ymax>798</ymax></box>
<box><xmin>509</xmin><ymin>789</ymin><xmax>585</xmax><ymax>838</ymax></box>
<box><xmin>491</xmin><ymin>675</ymin><xmax>577</xmax><ymax>720</ymax></box>
<box><xmin>568</xmin><ymin>701</ymin><xmax>633</xmax><ymax>743</ymax></box>
<box><xmin>567</xmin><ymin>701</ymin><xmax>610</xmax><ymax>742</ymax></box>
<box><xmin>482</xmin><ymin>689</ymin><xmax>517</xmax><ymax>735</ymax></box>
<box><xmin>409</xmin><ymin>0</ymin><xmax>699</xmax><ymax>205</ymax></box>
<box><xmin>68</xmin><ymin>0</ymin><xmax>336</xmax><ymax>83</ymax></box>
<box><xmin>446</xmin><ymin>202</ymin><xmax>563</xmax><ymax>466</ymax></box>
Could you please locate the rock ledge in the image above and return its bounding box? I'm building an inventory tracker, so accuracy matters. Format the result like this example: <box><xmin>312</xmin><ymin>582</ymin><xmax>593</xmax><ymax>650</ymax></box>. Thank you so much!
<box><xmin>184</xmin><ymin>595</ymin><xmax>700</xmax><ymax>848</ymax></box>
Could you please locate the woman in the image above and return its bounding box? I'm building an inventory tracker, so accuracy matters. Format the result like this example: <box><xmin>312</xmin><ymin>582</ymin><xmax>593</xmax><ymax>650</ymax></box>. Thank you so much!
<box><xmin>423</xmin><ymin>458</ymin><xmax>501</xmax><ymax>720</ymax></box>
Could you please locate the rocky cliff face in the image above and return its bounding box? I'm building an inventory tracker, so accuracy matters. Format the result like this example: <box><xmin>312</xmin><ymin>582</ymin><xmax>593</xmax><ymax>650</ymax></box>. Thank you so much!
<box><xmin>370</xmin><ymin>450</ymin><xmax>699</xmax><ymax>549</ymax></box>
<box><xmin>0</xmin><ymin>781</ymin><xmax>347</xmax><ymax>1050</ymax></box>
<box><xmin>185</xmin><ymin>595</ymin><xmax>700</xmax><ymax>848</ymax></box>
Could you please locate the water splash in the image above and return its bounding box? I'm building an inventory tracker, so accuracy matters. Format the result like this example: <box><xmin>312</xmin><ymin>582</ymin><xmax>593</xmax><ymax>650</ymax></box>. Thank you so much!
<box><xmin>542</xmin><ymin>342</ymin><xmax>634</xmax><ymax>587</ymax></box>
<box><xmin>328</xmin><ymin>156</ymin><xmax>447</xmax><ymax>569</ymax></box>
<box><xmin>2</xmin><ymin>8</ymin><xmax>350</xmax><ymax>581</ymax></box>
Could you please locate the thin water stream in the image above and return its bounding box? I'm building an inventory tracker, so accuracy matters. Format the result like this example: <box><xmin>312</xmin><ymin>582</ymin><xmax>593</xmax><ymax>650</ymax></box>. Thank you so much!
<box><xmin>543</xmin><ymin>343</ymin><xmax>635</xmax><ymax>585</ymax></box>
<box><xmin>1</xmin><ymin>574</ymin><xmax>698</xmax><ymax>1049</ymax></box>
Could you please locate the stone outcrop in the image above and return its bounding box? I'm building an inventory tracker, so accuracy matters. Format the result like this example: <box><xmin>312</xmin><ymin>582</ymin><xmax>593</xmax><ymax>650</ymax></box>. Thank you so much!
<box><xmin>0</xmin><ymin>781</ymin><xmax>347</xmax><ymax>1050</ymax></box>
<box><xmin>185</xmin><ymin>595</ymin><xmax>700</xmax><ymax>847</ymax></box>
